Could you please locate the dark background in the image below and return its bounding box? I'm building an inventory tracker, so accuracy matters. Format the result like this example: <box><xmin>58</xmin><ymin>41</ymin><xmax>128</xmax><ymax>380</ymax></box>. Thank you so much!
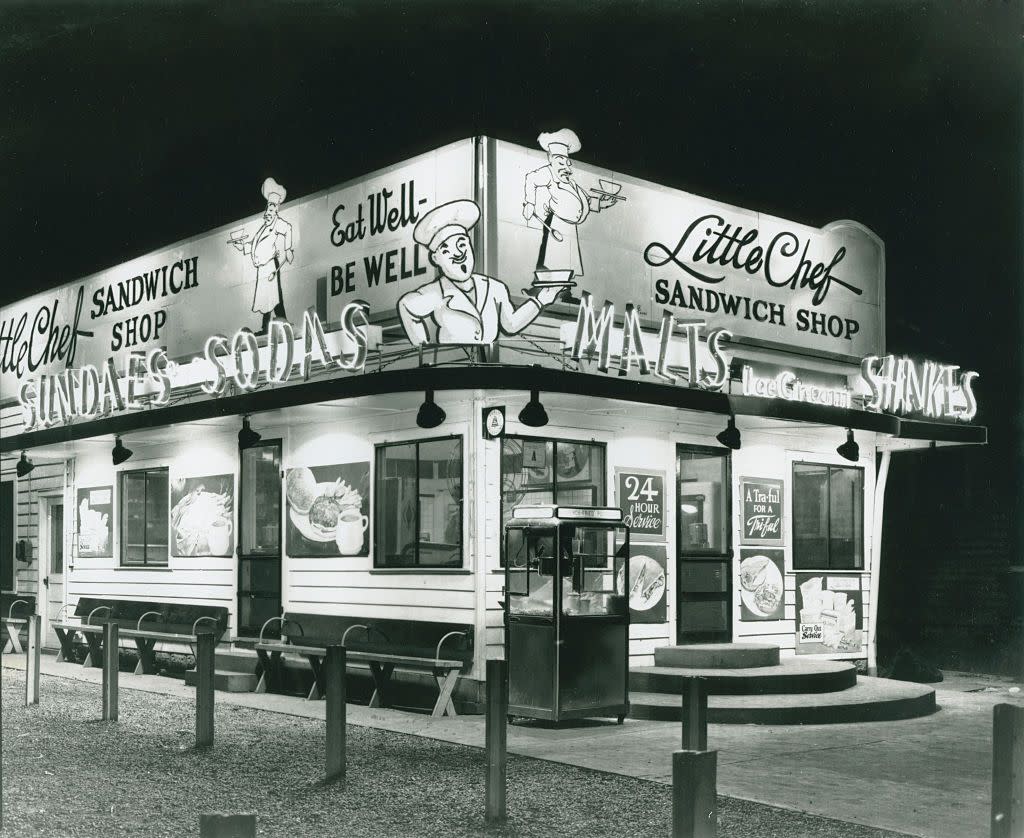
<box><xmin>3</xmin><ymin>0</ymin><xmax>1021</xmax><ymax>671</ymax></box>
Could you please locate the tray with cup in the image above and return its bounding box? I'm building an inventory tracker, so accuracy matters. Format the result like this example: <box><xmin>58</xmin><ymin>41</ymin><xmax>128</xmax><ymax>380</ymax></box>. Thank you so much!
<box><xmin>590</xmin><ymin>178</ymin><xmax>627</xmax><ymax>204</ymax></box>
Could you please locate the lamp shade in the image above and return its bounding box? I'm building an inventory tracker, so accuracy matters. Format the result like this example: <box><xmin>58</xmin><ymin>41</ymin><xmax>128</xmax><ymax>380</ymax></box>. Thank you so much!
<box><xmin>837</xmin><ymin>429</ymin><xmax>859</xmax><ymax>462</ymax></box>
<box><xmin>15</xmin><ymin>452</ymin><xmax>34</xmax><ymax>478</ymax></box>
<box><xmin>112</xmin><ymin>437</ymin><xmax>134</xmax><ymax>466</ymax></box>
<box><xmin>518</xmin><ymin>390</ymin><xmax>549</xmax><ymax>428</ymax></box>
<box><xmin>416</xmin><ymin>391</ymin><xmax>446</xmax><ymax>429</ymax></box>
<box><xmin>716</xmin><ymin>416</ymin><xmax>741</xmax><ymax>450</ymax></box>
<box><xmin>238</xmin><ymin>416</ymin><xmax>262</xmax><ymax>449</ymax></box>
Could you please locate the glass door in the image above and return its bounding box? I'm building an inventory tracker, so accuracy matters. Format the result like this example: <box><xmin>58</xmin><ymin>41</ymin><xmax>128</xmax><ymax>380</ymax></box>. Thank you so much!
<box><xmin>676</xmin><ymin>444</ymin><xmax>732</xmax><ymax>644</ymax></box>
<box><xmin>238</xmin><ymin>440</ymin><xmax>282</xmax><ymax>637</ymax></box>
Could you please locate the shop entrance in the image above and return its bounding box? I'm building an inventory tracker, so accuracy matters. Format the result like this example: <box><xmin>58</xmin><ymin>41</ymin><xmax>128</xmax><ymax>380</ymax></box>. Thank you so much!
<box><xmin>675</xmin><ymin>444</ymin><xmax>732</xmax><ymax>644</ymax></box>
<box><xmin>38</xmin><ymin>495</ymin><xmax>65</xmax><ymax>649</ymax></box>
<box><xmin>238</xmin><ymin>440</ymin><xmax>283</xmax><ymax>637</ymax></box>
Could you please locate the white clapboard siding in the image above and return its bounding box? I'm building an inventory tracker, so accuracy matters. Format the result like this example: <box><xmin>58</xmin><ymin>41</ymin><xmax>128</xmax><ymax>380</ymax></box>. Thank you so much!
<box><xmin>287</xmin><ymin>584</ymin><xmax>474</xmax><ymax>611</ymax></box>
<box><xmin>286</xmin><ymin>568</ymin><xmax>476</xmax><ymax>591</ymax></box>
<box><xmin>69</xmin><ymin>568</ymin><xmax>234</xmax><ymax>586</ymax></box>
<box><xmin>280</xmin><ymin>600</ymin><xmax>472</xmax><ymax>623</ymax></box>
<box><xmin>66</xmin><ymin>580</ymin><xmax>232</xmax><ymax>603</ymax></box>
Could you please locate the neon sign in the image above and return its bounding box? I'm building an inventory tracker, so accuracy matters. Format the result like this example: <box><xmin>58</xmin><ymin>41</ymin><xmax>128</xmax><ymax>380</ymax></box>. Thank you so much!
<box><xmin>18</xmin><ymin>304</ymin><xmax>370</xmax><ymax>432</ymax></box>
<box><xmin>860</xmin><ymin>355</ymin><xmax>978</xmax><ymax>421</ymax></box>
<box><xmin>741</xmin><ymin>366</ymin><xmax>851</xmax><ymax>409</ymax></box>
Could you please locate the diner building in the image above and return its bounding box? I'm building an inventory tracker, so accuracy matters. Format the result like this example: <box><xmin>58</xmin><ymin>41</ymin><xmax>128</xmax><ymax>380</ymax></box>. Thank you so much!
<box><xmin>0</xmin><ymin>134</ymin><xmax>986</xmax><ymax>709</ymax></box>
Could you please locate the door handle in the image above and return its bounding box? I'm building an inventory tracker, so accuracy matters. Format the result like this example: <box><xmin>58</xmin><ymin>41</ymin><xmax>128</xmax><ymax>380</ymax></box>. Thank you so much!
<box><xmin>43</xmin><ymin>576</ymin><xmax>49</xmax><ymax>589</ymax></box>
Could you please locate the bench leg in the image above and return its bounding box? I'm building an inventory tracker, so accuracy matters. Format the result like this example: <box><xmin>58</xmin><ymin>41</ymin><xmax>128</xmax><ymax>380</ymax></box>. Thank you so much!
<box><xmin>133</xmin><ymin>639</ymin><xmax>157</xmax><ymax>675</ymax></box>
<box><xmin>255</xmin><ymin>649</ymin><xmax>283</xmax><ymax>694</ymax></box>
<box><xmin>84</xmin><ymin>632</ymin><xmax>104</xmax><ymax>668</ymax></box>
<box><xmin>306</xmin><ymin>654</ymin><xmax>325</xmax><ymax>701</ymax></box>
<box><xmin>432</xmin><ymin>669</ymin><xmax>460</xmax><ymax>718</ymax></box>
<box><xmin>5</xmin><ymin>622</ymin><xmax>23</xmax><ymax>655</ymax></box>
<box><xmin>54</xmin><ymin>628</ymin><xmax>75</xmax><ymax>663</ymax></box>
<box><xmin>254</xmin><ymin>672</ymin><xmax>266</xmax><ymax>694</ymax></box>
<box><xmin>368</xmin><ymin>662</ymin><xmax>395</xmax><ymax>709</ymax></box>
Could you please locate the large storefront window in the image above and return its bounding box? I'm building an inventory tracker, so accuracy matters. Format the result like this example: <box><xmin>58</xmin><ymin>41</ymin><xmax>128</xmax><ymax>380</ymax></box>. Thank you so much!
<box><xmin>375</xmin><ymin>436</ymin><xmax>463</xmax><ymax>568</ymax></box>
<box><xmin>500</xmin><ymin>436</ymin><xmax>606</xmax><ymax>565</ymax></box>
<box><xmin>120</xmin><ymin>467</ymin><xmax>169</xmax><ymax>567</ymax></box>
<box><xmin>792</xmin><ymin>463</ymin><xmax>864</xmax><ymax>570</ymax></box>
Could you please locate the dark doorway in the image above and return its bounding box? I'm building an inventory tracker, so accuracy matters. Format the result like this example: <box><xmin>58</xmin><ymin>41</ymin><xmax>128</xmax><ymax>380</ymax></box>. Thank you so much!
<box><xmin>237</xmin><ymin>440</ymin><xmax>283</xmax><ymax>637</ymax></box>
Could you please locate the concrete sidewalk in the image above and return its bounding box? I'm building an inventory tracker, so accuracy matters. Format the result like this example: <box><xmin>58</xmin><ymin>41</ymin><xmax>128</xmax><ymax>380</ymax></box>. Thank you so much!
<box><xmin>4</xmin><ymin>654</ymin><xmax>1021</xmax><ymax>838</ymax></box>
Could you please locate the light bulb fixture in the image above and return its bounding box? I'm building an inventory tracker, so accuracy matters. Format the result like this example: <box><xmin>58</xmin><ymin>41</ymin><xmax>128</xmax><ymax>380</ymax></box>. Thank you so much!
<box><xmin>837</xmin><ymin>428</ymin><xmax>860</xmax><ymax>462</ymax></box>
<box><xmin>238</xmin><ymin>415</ymin><xmax>262</xmax><ymax>450</ymax></box>
<box><xmin>416</xmin><ymin>390</ymin><xmax>446</xmax><ymax>429</ymax></box>
<box><xmin>716</xmin><ymin>415</ymin><xmax>741</xmax><ymax>450</ymax></box>
<box><xmin>111</xmin><ymin>437</ymin><xmax>134</xmax><ymax>466</ymax></box>
<box><xmin>15</xmin><ymin>452</ymin><xmax>34</xmax><ymax>478</ymax></box>
<box><xmin>518</xmin><ymin>389</ymin><xmax>549</xmax><ymax>428</ymax></box>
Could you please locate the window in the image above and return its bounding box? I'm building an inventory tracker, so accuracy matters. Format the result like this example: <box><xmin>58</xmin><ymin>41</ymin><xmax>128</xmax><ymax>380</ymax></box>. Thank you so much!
<box><xmin>375</xmin><ymin>436</ymin><xmax>462</xmax><ymax>568</ymax></box>
<box><xmin>792</xmin><ymin>463</ymin><xmax>864</xmax><ymax>570</ymax></box>
<box><xmin>239</xmin><ymin>442</ymin><xmax>282</xmax><ymax>558</ymax></box>
<box><xmin>120</xmin><ymin>468</ymin><xmax>169</xmax><ymax>566</ymax></box>
<box><xmin>49</xmin><ymin>503</ymin><xmax>64</xmax><ymax>574</ymax></box>
<box><xmin>500</xmin><ymin>436</ymin><xmax>606</xmax><ymax>565</ymax></box>
<box><xmin>677</xmin><ymin>446</ymin><xmax>730</xmax><ymax>555</ymax></box>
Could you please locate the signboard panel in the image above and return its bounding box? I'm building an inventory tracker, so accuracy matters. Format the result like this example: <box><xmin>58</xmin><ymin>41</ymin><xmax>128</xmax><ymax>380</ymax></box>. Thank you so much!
<box><xmin>739</xmin><ymin>476</ymin><xmax>784</xmax><ymax>545</ymax></box>
<box><xmin>615</xmin><ymin>467</ymin><xmax>666</xmax><ymax>542</ymax></box>
<box><xmin>493</xmin><ymin>139</ymin><xmax>884</xmax><ymax>361</ymax></box>
<box><xmin>794</xmin><ymin>572</ymin><xmax>863</xmax><ymax>655</ymax></box>
<box><xmin>738</xmin><ymin>548</ymin><xmax>785</xmax><ymax>621</ymax></box>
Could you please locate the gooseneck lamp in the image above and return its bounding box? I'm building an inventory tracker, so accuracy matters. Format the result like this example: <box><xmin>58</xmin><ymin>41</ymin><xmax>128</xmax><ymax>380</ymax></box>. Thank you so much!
<box><xmin>715</xmin><ymin>415</ymin><xmax>741</xmax><ymax>450</ymax></box>
<box><xmin>416</xmin><ymin>390</ymin><xmax>446</xmax><ymax>430</ymax></box>
<box><xmin>518</xmin><ymin>390</ymin><xmax>549</xmax><ymax>428</ymax></box>
<box><xmin>837</xmin><ymin>428</ymin><xmax>859</xmax><ymax>462</ymax></box>
<box><xmin>111</xmin><ymin>437</ymin><xmax>134</xmax><ymax>466</ymax></box>
<box><xmin>238</xmin><ymin>415</ymin><xmax>262</xmax><ymax>450</ymax></box>
<box><xmin>15</xmin><ymin>452</ymin><xmax>35</xmax><ymax>478</ymax></box>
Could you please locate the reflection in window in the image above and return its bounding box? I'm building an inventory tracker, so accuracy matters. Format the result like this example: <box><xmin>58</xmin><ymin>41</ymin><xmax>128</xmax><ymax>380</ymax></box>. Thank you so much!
<box><xmin>677</xmin><ymin>447</ymin><xmax>729</xmax><ymax>554</ymax></box>
<box><xmin>793</xmin><ymin>463</ymin><xmax>863</xmax><ymax>570</ymax></box>
<box><xmin>120</xmin><ymin>468</ymin><xmax>169</xmax><ymax>566</ymax></box>
<box><xmin>375</xmin><ymin>436</ymin><xmax>463</xmax><ymax>568</ymax></box>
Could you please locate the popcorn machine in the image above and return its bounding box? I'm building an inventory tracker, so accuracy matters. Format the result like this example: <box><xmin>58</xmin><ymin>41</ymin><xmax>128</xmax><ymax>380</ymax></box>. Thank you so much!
<box><xmin>503</xmin><ymin>506</ymin><xmax>630</xmax><ymax>723</ymax></box>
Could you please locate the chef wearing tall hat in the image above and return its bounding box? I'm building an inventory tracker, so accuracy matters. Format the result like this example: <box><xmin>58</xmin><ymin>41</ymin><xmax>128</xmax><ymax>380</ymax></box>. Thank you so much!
<box><xmin>398</xmin><ymin>199</ymin><xmax>561</xmax><ymax>346</ymax></box>
<box><xmin>523</xmin><ymin>128</ymin><xmax>617</xmax><ymax>278</ymax></box>
<box><xmin>231</xmin><ymin>177</ymin><xmax>295</xmax><ymax>333</ymax></box>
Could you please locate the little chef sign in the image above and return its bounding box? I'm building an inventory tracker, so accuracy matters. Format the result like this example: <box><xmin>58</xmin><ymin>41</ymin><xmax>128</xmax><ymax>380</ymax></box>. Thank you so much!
<box><xmin>740</xmin><ymin>477</ymin><xmax>784</xmax><ymax>546</ymax></box>
<box><xmin>616</xmin><ymin>468</ymin><xmax>666</xmax><ymax>541</ymax></box>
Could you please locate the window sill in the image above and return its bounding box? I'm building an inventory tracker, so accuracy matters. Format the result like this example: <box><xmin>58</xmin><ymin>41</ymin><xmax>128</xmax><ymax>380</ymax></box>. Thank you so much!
<box><xmin>115</xmin><ymin>565</ymin><xmax>173</xmax><ymax>571</ymax></box>
<box><xmin>790</xmin><ymin>568</ymin><xmax>869</xmax><ymax>574</ymax></box>
<box><xmin>369</xmin><ymin>568</ymin><xmax>472</xmax><ymax>575</ymax></box>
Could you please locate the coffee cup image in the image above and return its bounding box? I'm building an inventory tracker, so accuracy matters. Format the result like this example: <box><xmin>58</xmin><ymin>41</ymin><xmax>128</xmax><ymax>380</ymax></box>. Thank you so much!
<box><xmin>335</xmin><ymin>510</ymin><xmax>369</xmax><ymax>556</ymax></box>
<box><xmin>207</xmin><ymin>518</ymin><xmax>233</xmax><ymax>556</ymax></box>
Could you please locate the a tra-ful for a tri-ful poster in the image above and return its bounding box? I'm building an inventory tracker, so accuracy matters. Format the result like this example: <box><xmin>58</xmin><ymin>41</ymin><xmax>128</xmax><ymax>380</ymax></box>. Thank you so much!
<box><xmin>795</xmin><ymin>572</ymin><xmax>864</xmax><ymax>655</ymax></box>
<box><xmin>285</xmin><ymin>462</ymin><xmax>370</xmax><ymax>558</ymax></box>
<box><xmin>616</xmin><ymin>543</ymin><xmax>668</xmax><ymax>624</ymax></box>
<box><xmin>738</xmin><ymin>548</ymin><xmax>785</xmax><ymax>621</ymax></box>
<box><xmin>739</xmin><ymin>477</ymin><xmax>784</xmax><ymax>546</ymax></box>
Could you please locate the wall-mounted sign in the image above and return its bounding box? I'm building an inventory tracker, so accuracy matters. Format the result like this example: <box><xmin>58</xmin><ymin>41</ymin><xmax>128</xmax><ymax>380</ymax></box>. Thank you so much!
<box><xmin>482</xmin><ymin>406</ymin><xmax>506</xmax><ymax>439</ymax></box>
<box><xmin>76</xmin><ymin>486</ymin><xmax>112</xmax><ymax>558</ymax></box>
<box><xmin>285</xmin><ymin>462</ymin><xmax>370</xmax><ymax>558</ymax></box>
<box><xmin>616</xmin><ymin>543</ymin><xmax>667</xmax><ymax>624</ymax></box>
<box><xmin>795</xmin><ymin>572</ymin><xmax>863</xmax><ymax>655</ymax></box>
<box><xmin>170</xmin><ymin>474</ymin><xmax>235</xmax><ymax>557</ymax></box>
<box><xmin>740</xmin><ymin>365</ymin><xmax>851</xmax><ymax>409</ymax></box>
<box><xmin>739</xmin><ymin>548</ymin><xmax>784</xmax><ymax>621</ymax></box>
<box><xmin>615</xmin><ymin>467</ymin><xmax>666</xmax><ymax>541</ymax></box>
<box><xmin>740</xmin><ymin>476</ymin><xmax>784</xmax><ymax>545</ymax></box>
<box><xmin>860</xmin><ymin>354</ymin><xmax>978</xmax><ymax>421</ymax></box>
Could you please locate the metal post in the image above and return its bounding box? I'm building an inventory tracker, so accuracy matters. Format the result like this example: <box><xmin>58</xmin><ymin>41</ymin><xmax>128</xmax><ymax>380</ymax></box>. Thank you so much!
<box><xmin>196</xmin><ymin>629</ymin><xmax>216</xmax><ymax>748</ymax></box>
<box><xmin>681</xmin><ymin>677</ymin><xmax>708</xmax><ymax>751</ymax></box>
<box><xmin>992</xmin><ymin>703</ymin><xmax>1024</xmax><ymax>838</ymax></box>
<box><xmin>485</xmin><ymin>659</ymin><xmax>508</xmax><ymax>824</ymax></box>
<box><xmin>199</xmin><ymin>813</ymin><xmax>256</xmax><ymax>837</ymax></box>
<box><xmin>25</xmin><ymin>615</ymin><xmax>40</xmax><ymax>706</ymax></box>
<box><xmin>672</xmin><ymin>750</ymin><xmax>718</xmax><ymax>838</ymax></box>
<box><xmin>102</xmin><ymin>622</ymin><xmax>119</xmax><ymax>721</ymax></box>
<box><xmin>325</xmin><ymin>645</ymin><xmax>346</xmax><ymax>782</ymax></box>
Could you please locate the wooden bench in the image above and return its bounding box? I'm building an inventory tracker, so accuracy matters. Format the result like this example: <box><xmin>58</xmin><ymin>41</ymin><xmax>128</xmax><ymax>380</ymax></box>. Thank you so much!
<box><xmin>52</xmin><ymin>598</ymin><xmax>229</xmax><ymax>672</ymax></box>
<box><xmin>1</xmin><ymin>594</ymin><xmax>36</xmax><ymax>653</ymax></box>
<box><xmin>254</xmin><ymin>613</ymin><xmax>473</xmax><ymax>718</ymax></box>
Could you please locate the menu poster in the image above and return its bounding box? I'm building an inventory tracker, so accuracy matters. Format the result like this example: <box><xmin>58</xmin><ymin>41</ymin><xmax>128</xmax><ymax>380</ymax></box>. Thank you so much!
<box><xmin>77</xmin><ymin>486</ymin><xmax>113</xmax><ymax>558</ymax></box>
<box><xmin>740</xmin><ymin>477</ymin><xmax>784</xmax><ymax>545</ymax></box>
<box><xmin>615</xmin><ymin>468</ymin><xmax>666</xmax><ymax>542</ymax></box>
<box><xmin>617</xmin><ymin>543</ymin><xmax>667</xmax><ymax>624</ymax></box>
<box><xmin>170</xmin><ymin>474</ymin><xmax>235</xmax><ymax>557</ymax></box>
<box><xmin>795</xmin><ymin>573</ymin><xmax>863</xmax><ymax>655</ymax></box>
<box><xmin>738</xmin><ymin>548</ymin><xmax>785</xmax><ymax>621</ymax></box>
<box><xmin>285</xmin><ymin>462</ymin><xmax>370</xmax><ymax>558</ymax></box>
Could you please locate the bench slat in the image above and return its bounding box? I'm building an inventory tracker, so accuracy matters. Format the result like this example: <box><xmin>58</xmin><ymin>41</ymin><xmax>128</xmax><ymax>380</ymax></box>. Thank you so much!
<box><xmin>255</xmin><ymin>642</ymin><xmax>462</xmax><ymax>670</ymax></box>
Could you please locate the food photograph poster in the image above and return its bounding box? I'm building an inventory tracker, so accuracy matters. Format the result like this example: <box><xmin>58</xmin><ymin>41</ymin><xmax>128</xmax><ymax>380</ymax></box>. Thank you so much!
<box><xmin>795</xmin><ymin>572</ymin><xmax>864</xmax><ymax>655</ymax></box>
<box><xmin>618</xmin><ymin>544</ymin><xmax>668</xmax><ymax>624</ymax></box>
<box><xmin>77</xmin><ymin>486</ymin><xmax>113</xmax><ymax>558</ymax></box>
<box><xmin>286</xmin><ymin>462</ymin><xmax>370</xmax><ymax>558</ymax></box>
<box><xmin>739</xmin><ymin>548</ymin><xmax>785</xmax><ymax>621</ymax></box>
<box><xmin>170</xmin><ymin>474</ymin><xmax>235</xmax><ymax>558</ymax></box>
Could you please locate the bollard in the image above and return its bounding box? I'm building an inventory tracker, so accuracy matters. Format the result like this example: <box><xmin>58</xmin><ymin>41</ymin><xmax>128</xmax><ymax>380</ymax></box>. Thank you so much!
<box><xmin>196</xmin><ymin>629</ymin><xmax>216</xmax><ymax>748</ymax></box>
<box><xmin>485</xmin><ymin>659</ymin><xmax>508</xmax><ymax>824</ymax></box>
<box><xmin>102</xmin><ymin>622</ymin><xmax>119</xmax><ymax>721</ymax></box>
<box><xmin>681</xmin><ymin>677</ymin><xmax>708</xmax><ymax>751</ymax></box>
<box><xmin>25</xmin><ymin>615</ymin><xmax>40</xmax><ymax>706</ymax></box>
<box><xmin>672</xmin><ymin>750</ymin><xmax>718</xmax><ymax>838</ymax></box>
<box><xmin>199</xmin><ymin>813</ymin><xmax>256</xmax><ymax>837</ymax></box>
<box><xmin>992</xmin><ymin>703</ymin><xmax>1024</xmax><ymax>838</ymax></box>
<box><xmin>325</xmin><ymin>645</ymin><xmax>347</xmax><ymax>782</ymax></box>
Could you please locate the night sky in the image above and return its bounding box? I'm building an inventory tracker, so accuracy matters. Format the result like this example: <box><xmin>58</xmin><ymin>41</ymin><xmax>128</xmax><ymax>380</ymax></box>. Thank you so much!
<box><xmin>2</xmin><ymin>1</ymin><xmax>1021</xmax><ymax>451</ymax></box>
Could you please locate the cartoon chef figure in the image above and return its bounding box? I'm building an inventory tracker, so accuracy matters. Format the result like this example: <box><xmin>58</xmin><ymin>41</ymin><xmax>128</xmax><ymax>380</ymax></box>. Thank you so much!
<box><xmin>398</xmin><ymin>199</ymin><xmax>561</xmax><ymax>346</ymax></box>
<box><xmin>230</xmin><ymin>177</ymin><xmax>295</xmax><ymax>334</ymax></box>
<box><xmin>523</xmin><ymin>129</ymin><xmax>618</xmax><ymax>278</ymax></box>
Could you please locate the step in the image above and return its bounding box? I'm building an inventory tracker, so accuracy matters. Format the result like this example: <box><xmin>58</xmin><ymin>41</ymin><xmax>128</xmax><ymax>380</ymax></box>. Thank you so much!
<box><xmin>211</xmin><ymin>648</ymin><xmax>260</xmax><ymax>674</ymax></box>
<box><xmin>629</xmin><ymin>676</ymin><xmax>936</xmax><ymax>724</ymax></box>
<box><xmin>654</xmin><ymin>643</ymin><xmax>780</xmax><ymax>669</ymax></box>
<box><xmin>184</xmin><ymin>669</ymin><xmax>258</xmax><ymax>693</ymax></box>
<box><xmin>629</xmin><ymin>659</ymin><xmax>857</xmax><ymax>695</ymax></box>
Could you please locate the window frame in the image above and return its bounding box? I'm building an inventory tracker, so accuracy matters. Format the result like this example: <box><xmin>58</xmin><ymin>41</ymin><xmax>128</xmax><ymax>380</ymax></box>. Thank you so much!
<box><xmin>373</xmin><ymin>434</ymin><xmax>464</xmax><ymax>570</ymax></box>
<box><xmin>499</xmin><ymin>434</ymin><xmax>608</xmax><ymax>567</ymax></box>
<box><xmin>791</xmin><ymin>461</ymin><xmax>865</xmax><ymax>571</ymax></box>
<box><xmin>676</xmin><ymin>442</ymin><xmax>733</xmax><ymax>559</ymax></box>
<box><xmin>238</xmin><ymin>438</ymin><xmax>283</xmax><ymax>560</ymax></box>
<box><xmin>119</xmin><ymin>466</ymin><xmax>170</xmax><ymax>567</ymax></box>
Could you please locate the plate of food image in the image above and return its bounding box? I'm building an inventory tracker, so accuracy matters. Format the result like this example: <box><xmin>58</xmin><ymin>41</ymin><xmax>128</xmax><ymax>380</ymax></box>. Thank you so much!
<box><xmin>287</xmin><ymin>469</ymin><xmax>362</xmax><ymax>544</ymax></box>
<box><xmin>615</xmin><ymin>554</ymin><xmax>666</xmax><ymax>612</ymax></box>
<box><xmin>739</xmin><ymin>553</ymin><xmax>784</xmax><ymax>618</ymax></box>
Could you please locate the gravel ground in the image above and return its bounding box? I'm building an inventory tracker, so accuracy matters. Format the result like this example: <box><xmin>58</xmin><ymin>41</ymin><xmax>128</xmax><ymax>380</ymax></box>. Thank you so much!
<box><xmin>1</xmin><ymin>670</ymin><xmax>913</xmax><ymax>838</ymax></box>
